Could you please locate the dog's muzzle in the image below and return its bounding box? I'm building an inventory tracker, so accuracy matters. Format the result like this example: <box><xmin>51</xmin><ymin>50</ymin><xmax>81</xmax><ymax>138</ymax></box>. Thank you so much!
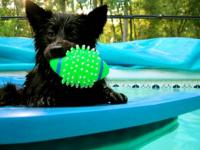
<box><xmin>44</xmin><ymin>40</ymin><xmax>75</xmax><ymax>60</ymax></box>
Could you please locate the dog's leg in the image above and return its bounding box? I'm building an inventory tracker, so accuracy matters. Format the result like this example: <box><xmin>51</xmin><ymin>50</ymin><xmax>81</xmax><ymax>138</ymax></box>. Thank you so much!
<box><xmin>94</xmin><ymin>79</ymin><xmax>128</xmax><ymax>104</ymax></box>
<box><xmin>102</xmin><ymin>86</ymin><xmax>128</xmax><ymax>104</ymax></box>
<box><xmin>0</xmin><ymin>84</ymin><xmax>24</xmax><ymax>106</ymax></box>
<box><xmin>26</xmin><ymin>96</ymin><xmax>56</xmax><ymax>107</ymax></box>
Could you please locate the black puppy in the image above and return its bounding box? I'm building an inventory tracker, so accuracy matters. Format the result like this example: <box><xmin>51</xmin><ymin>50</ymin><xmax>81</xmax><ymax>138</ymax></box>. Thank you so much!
<box><xmin>0</xmin><ymin>0</ymin><xmax>127</xmax><ymax>107</ymax></box>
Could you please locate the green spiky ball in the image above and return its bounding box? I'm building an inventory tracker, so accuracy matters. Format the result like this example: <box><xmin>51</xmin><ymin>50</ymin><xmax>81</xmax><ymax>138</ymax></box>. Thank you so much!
<box><xmin>50</xmin><ymin>45</ymin><xmax>109</xmax><ymax>88</ymax></box>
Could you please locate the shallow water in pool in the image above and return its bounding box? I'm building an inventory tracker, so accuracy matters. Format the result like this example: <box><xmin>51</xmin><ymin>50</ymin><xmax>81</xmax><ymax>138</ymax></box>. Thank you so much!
<box><xmin>113</xmin><ymin>87</ymin><xmax>200</xmax><ymax>101</ymax></box>
<box><xmin>141</xmin><ymin>109</ymin><xmax>200</xmax><ymax>150</ymax></box>
<box><xmin>100</xmin><ymin>87</ymin><xmax>200</xmax><ymax>150</ymax></box>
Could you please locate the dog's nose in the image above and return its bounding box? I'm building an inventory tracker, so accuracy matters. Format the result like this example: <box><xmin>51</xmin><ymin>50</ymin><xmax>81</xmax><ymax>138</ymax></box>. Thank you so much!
<box><xmin>50</xmin><ymin>45</ymin><xmax>63</xmax><ymax>51</ymax></box>
<box><xmin>44</xmin><ymin>40</ymin><xmax>76</xmax><ymax>60</ymax></box>
<box><xmin>44</xmin><ymin>44</ymin><xmax>65</xmax><ymax>60</ymax></box>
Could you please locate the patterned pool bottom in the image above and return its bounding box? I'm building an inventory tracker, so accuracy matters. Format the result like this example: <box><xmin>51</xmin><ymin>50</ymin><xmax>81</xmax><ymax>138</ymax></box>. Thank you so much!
<box><xmin>108</xmin><ymin>80</ymin><xmax>200</xmax><ymax>100</ymax></box>
<box><xmin>108</xmin><ymin>79</ymin><xmax>200</xmax><ymax>89</ymax></box>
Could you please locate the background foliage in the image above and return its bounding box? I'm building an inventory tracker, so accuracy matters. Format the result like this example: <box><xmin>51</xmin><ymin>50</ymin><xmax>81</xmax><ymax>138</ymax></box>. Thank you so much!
<box><xmin>0</xmin><ymin>0</ymin><xmax>200</xmax><ymax>43</ymax></box>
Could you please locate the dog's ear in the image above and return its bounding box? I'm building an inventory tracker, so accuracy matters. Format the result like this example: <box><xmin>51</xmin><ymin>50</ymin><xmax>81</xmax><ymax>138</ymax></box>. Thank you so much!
<box><xmin>87</xmin><ymin>5</ymin><xmax>107</xmax><ymax>38</ymax></box>
<box><xmin>25</xmin><ymin>0</ymin><xmax>52</xmax><ymax>32</ymax></box>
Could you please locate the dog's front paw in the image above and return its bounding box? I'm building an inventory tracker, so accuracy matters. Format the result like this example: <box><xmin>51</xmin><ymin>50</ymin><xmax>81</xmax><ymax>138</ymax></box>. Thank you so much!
<box><xmin>103</xmin><ymin>87</ymin><xmax>128</xmax><ymax>104</ymax></box>
<box><xmin>27</xmin><ymin>96</ymin><xmax>57</xmax><ymax>107</ymax></box>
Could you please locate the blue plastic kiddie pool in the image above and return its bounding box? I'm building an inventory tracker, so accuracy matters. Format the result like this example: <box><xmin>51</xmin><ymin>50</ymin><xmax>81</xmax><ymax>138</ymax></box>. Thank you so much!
<box><xmin>0</xmin><ymin>37</ymin><xmax>200</xmax><ymax>148</ymax></box>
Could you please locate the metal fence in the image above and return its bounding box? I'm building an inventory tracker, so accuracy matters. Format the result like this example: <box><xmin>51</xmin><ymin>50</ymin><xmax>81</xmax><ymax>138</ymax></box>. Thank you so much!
<box><xmin>1</xmin><ymin>15</ymin><xmax>200</xmax><ymax>20</ymax></box>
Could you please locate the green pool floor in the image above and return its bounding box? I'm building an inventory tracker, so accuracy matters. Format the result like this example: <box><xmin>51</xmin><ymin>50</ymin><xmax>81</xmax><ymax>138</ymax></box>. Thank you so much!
<box><xmin>141</xmin><ymin>109</ymin><xmax>200</xmax><ymax>150</ymax></box>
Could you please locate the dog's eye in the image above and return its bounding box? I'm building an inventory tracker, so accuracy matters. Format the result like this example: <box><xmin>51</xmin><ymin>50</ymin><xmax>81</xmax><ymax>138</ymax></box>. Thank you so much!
<box><xmin>47</xmin><ymin>31</ymin><xmax>56</xmax><ymax>38</ymax></box>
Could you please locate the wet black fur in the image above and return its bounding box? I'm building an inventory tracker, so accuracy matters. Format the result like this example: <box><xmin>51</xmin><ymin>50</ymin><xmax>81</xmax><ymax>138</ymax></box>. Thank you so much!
<box><xmin>0</xmin><ymin>0</ymin><xmax>127</xmax><ymax>107</ymax></box>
